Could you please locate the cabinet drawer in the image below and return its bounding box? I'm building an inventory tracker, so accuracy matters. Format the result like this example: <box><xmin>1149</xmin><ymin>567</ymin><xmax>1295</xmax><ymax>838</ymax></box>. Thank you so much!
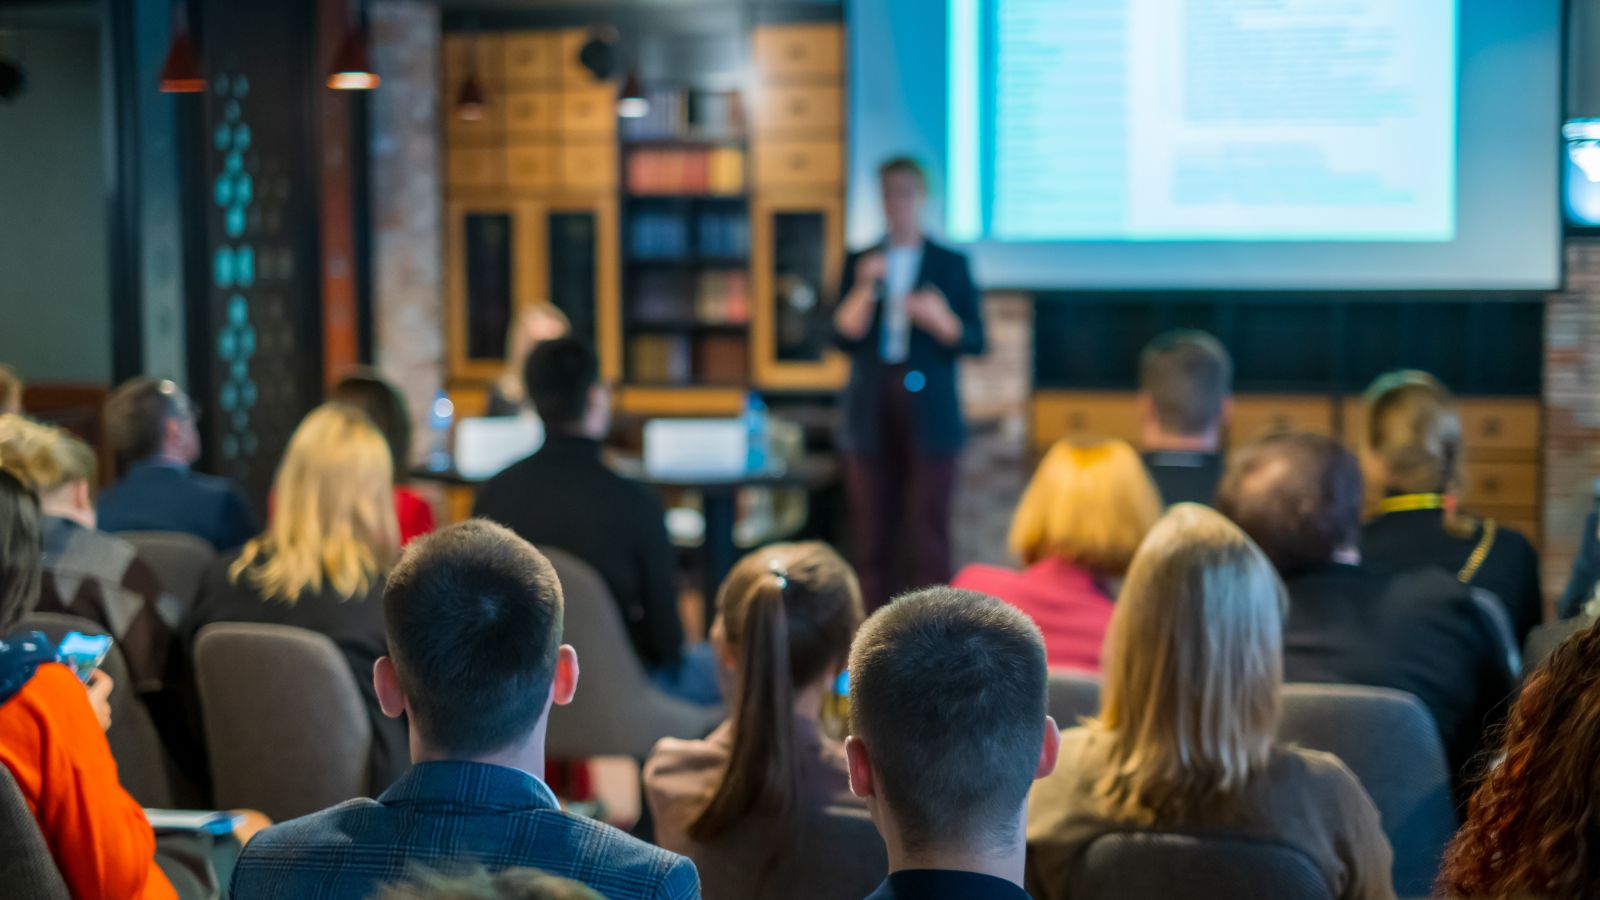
<box><xmin>562</xmin><ymin>86</ymin><xmax>617</xmax><ymax>137</ymax></box>
<box><xmin>559</xmin><ymin>28</ymin><xmax>603</xmax><ymax>85</ymax></box>
<box><xmin>505</xmin><ymin>145</ymin><xmax>557</xmax><ymax>190</ymax></box>
<box><xmin>754</xmin><ymin>85</ymin><xmax>843</xmax><ymax>137</ymax></box>
<box><xmin>1458</xmin><ymin>399</ymin><xmax>1540</xmax><ymax>457</ymax></box>
<box><xmin>503</xmin><ymin>90</ymin><xmax>560</xmax><ymax>137</ymax></box>
<box><xmin>1030</xmin><ymin>392</ymin><xmax>1142</xmax><ymax>452</ymax></box>
<box><xmin>559</xmin><ymin>141</ymin><xmax>617</xmax><ymax>191</ymax></box>
<box><xmin>502</xmin><ymin>32</ymin><xmax>560</xmax><ymax>85</ymax></box>
<box><xmin>447</xmin><ymin>147</ymin><xmax>504</xmax><ymax>189</ymax></box>
<box><xmin>1460</xmin><ymin>461</ymin><xmax>1540</xmax><ymax>509</ymax></box>
<box><xmin>1227</xmin><ymin>395</ymin><xmax>1335</xmax><ymax>449</ymax></box>
<box><xmin>754</xmin><ymin>24</ymin><xmax>843</xmax><ymax>81</ymax></box>
<box><xmin>754</xmin><ymin>141</ymin><xmax>842</xmax><ymax>186</ymax></box>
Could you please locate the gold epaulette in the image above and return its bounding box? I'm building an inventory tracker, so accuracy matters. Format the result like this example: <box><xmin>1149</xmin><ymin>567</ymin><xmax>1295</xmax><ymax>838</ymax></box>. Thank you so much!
<box><xmin>1458</xmin><ymin>518</ymin><xmax>1497</xmax><ymax>584</ymax></box>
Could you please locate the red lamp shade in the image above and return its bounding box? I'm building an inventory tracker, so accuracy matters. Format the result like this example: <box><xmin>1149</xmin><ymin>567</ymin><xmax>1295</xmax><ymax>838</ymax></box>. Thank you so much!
<box><xmin>327</xmin><ymin>27</ymin><xmax>379</xmax><ymax>90</ymax></box>
<box><xmin>158</xmin><ymin>26</ymin><xmax>205</xmax><ymax>93</ymax></box>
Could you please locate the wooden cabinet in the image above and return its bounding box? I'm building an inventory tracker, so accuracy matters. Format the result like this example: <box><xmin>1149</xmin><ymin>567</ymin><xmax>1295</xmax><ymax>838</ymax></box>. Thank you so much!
<box><xmin>503</xmin><ymin>90</ymin><xmax>561</xmax><ymax>137</ymax></box>
<box><xmin>753</xmin><ymin>24</ymin><xmax>843</xmax><ymax>81</ymax></box>
<box><xmin>1029</xmin><ymin>391</ymin><xmax>1143</xmax><ymax>453</ymax></box>
<box><xmin>750</xmin><ymin>194</ymin><xmax>849</xmax><ymax>390</ymax></box>
<box><xmin>1226</xmin><ymin>395</ymin><xmax>1335</xmax><ymax>450</ymax></box>
<box><xmin>503</xmin><ymin>32</ymin><xmax>561</xmax><ymax>85</ymax></box>
<box><xmin>753</xmin><ymin>85</ymin><xmax>843</xmax><ymax>137</ymax></box>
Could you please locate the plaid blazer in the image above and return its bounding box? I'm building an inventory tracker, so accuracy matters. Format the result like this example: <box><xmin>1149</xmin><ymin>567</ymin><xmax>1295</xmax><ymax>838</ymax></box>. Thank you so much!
<box><xmin>231</xmin><ymin>761</ymin><xmax>700</xmax><ymax>900</ymax></box>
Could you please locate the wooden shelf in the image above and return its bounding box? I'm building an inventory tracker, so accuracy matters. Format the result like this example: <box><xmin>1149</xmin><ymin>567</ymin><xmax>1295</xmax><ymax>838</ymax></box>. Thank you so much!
<box><xmin>631</xmin><ymin>321</ymin><xmax>749</xmax><ymax>334</ymax></box>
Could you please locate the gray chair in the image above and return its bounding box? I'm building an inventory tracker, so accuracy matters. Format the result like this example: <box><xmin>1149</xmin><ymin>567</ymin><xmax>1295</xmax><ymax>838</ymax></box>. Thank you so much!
<box><xmin>122</xmin><ymin>531</ymin><xmax>217</xmax><ymax>621</ymax></box>
<box><xmin>193</xmin><ymin>623</ymin><xmax>371</xmax><ymax>822</ymax></box>
<box><xmin>1046</xmin><ymin>670</ymin><xmax>1102</xmax><ymax>727</ymax></box>
<box><xmin>1280</xmin><ymin>683</ymin><xmax>1458</xmax><ymax>899</ymax></box>
<box><xmin>541</xmin><ymin>547</ymin><xmax>723</xmax><ymax>760</ymax></box>
<box><xmin>1068</xmin><ymin>832</ymin><xmax>1332</xmax><ymax>900</ymax></box>
<box><xmin>689</xmin><ymin>804</ymin><xmax>886</xmax><ymax>900</ymax></box>
<box><xmin>18</xmin><ymin>612</ymin><xmax>175</xmax><ymax>808</ymax></box>
<box><xmin>0</xmin><ymin>763</ymin><xmax>70</xmax><ymax>900</ymax></box>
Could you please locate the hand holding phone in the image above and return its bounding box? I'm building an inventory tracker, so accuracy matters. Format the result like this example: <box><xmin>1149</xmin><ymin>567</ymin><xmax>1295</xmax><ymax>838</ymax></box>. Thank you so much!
<box><xmin>58</xmin><ymin>631</ymin><xmax>113</xmax><ymax>684</ymax></box>
<box><xmin>85</xmin><ymin>669</ymin><xmax>114</xmax><ymax>732</ymax></box>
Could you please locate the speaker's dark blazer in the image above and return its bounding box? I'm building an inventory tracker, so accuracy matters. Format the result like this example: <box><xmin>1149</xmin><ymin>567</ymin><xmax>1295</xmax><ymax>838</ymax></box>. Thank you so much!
<box><xmin>833</xmin><ymin>238</ymin><xmax>985</xmax><ymax>457</ymax></box>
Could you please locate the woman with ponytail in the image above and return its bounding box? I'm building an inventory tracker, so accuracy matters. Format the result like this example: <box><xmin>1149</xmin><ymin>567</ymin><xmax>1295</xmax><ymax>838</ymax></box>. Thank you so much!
<box><xmin>644</xmin><ymin>541</ymin><xmax>865</xmax><ymax>878</ymax></box>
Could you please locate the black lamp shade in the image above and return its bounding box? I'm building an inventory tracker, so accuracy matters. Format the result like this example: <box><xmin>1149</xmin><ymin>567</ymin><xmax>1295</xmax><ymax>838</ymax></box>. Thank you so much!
<box><xmin>456</xmin><ymin>72</ymin><xmax>487</xmax><ymax>121</ymax></box>
<box><xmin>327</xmin><ymin>27</ymin><xmax>379</xmax><ymax>90</ymax></box>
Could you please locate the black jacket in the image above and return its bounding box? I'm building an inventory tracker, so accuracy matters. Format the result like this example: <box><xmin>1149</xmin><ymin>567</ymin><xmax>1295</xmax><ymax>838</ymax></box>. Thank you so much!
<box><xmin>1282</xmin><ymin>562</ymin><xmax>1518</xmax><ymax>792</ymax></box>
<box><xmin>1142</xmin><ymin>450</ymin><xmax>1224</xmax><ymax>506</ymax></box>
<box><xmin>834</xmin><ymin>238</ymin><xmax>986</xmax><ymax>457</ymax></box>
<box><xmin>472</xmin><ymin>435</ymin><xmax>684</xmax><ymax>671</ymax></box>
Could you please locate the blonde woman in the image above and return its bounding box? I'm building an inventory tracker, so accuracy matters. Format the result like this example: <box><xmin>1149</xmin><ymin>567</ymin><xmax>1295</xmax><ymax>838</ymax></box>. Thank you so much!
<box><xmin>487</xmin><ymin>304</ymin><xmax>571</xmax><ymax>417</ymax></box>
<box><xmin>952</xmin><ymin>438</ymin><xmax>1161</xmax><ymax>672</ymax></box>
<box><xmin>1025</xmin><ymin>505</ymin><xmax>1395</xmax><ymax>900</ymax></box>
<box><xmin>1357</xmin><ymin>370</ymin><xmax>1541</xmax><ymax>642</ymax></box>
<box><xmin>185</xmin><ymin>403</ymin><xmax>406</xmax><ymax>792</ymax></box>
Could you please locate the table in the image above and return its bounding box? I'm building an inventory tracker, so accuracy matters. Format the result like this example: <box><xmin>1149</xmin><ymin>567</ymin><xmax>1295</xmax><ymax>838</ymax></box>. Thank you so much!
<box><xmin>413</xmin><ymin>453</ymin><xmax>840</xmax><ymax>633</ymax></box>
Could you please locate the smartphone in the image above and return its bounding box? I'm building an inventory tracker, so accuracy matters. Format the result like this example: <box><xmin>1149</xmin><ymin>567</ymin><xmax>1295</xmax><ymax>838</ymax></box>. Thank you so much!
<box><xmin>58</xmin><ymin>632</ymin><xmax>113</xmax><ymax>684</ymax></box>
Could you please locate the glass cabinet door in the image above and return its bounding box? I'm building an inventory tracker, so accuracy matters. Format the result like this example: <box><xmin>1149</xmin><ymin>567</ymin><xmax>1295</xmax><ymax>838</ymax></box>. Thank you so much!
<box><xmin>751</xmin><ymin>195</ymin><xmax>848</xmax><ymax>389</ymax></box>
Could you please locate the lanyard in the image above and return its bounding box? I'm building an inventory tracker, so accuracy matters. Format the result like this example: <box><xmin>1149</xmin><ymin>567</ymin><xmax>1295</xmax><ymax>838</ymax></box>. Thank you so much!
<box><xmin>1376</xmin><ymin>493</ymin><xmax>1446</xmax><ymax>515</ymax></box>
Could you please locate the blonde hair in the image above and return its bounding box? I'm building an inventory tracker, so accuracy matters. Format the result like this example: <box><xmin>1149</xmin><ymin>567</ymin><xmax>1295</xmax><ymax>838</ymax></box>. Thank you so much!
<box><xmin>497</xmin><ymin>304</ymin><xmax>572</xmax><ymax>405</ymax></box>
<box><xmin>231</xmin><ymin>403</ymin><xmax>399</xmax><ymax>602</ymax></box>
<box><xmin>1008</xmin><ymin>438</ymin><xmax>1163</xmax><ymax>574</ymax></box>
<box><xmin>1095</xmin><ymin>504</ymin><xmax>1285</xmax><ymax>821</ymax></box>
<box><xmin>1361</xmin><ymin>370</ymin><xmax>1462</xmax><ymax>496</ymax></box>
<box><xmin>0</xmin><ymin>414</ymin><xmax>97</xmax><ymax>496</ymax></box>
<box><xmin>0</xmin><ymin>366</ymin><xmax>21</xmax><ymax>416</ymax></box>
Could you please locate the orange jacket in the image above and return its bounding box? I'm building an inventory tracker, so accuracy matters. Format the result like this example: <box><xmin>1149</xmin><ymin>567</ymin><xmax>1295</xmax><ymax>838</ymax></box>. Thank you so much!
<box><xmin>0</xmin><ymin>662</ymin><xmax>176</xmax><ymax>899</ymax></box>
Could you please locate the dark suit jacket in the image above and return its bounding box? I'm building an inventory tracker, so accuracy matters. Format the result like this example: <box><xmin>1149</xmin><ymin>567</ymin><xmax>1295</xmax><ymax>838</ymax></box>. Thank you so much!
<box><xmin>865</xmin><ymin>870</ymin><xmax>1030</xmax><ymax>900</ymax></box>
<box><xmin>1142</xmin><ymin>450</ymin><xmax>1224</xmax><ymax>506</ymax></box>
<box><xmin>472</xmin><ymin>435</ymin><xmax>684</xmax><ymax>671</ymax></box>
<box><xmin>98</xmin><ymin>460</ymin><xmax>259</xmax><ymax>551</ymax></box>
<box><xmin>1558</xmin><ymin>510</ymin><xmax>1600</xmax><ymax>620</ymax></box>
<box><xmin>834</xmin><ymin>238</ymin><xmax>986</xmax><ymax>457</ymax></box>
<box><xmin>1282</xmin><ymin>562</ymin><xmax>1518</xmax><ymax>790</ymax></box>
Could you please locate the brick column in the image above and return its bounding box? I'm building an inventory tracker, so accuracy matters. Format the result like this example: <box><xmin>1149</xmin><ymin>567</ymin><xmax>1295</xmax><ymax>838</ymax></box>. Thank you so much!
<box><xmin>1543</xmin><ymin>239</ymin><xmax>1600</xmax><ymax>603</ymax></box>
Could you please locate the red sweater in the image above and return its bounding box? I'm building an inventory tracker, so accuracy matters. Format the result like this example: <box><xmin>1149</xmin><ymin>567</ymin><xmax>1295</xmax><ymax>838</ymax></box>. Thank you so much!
<box><xmin>0</xmin><ymin>662</ymin><xmax>175</xmax><ymax>899</ymax></box>
<box><xmin>952</xmin><ymin>557</ymin><xmax>1115</xmax><ymax>673</ymax></box>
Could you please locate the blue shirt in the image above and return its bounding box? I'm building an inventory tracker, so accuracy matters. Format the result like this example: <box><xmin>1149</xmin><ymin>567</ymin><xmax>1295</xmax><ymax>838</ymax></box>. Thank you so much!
<box><xmin>865</xmin><ymin>869</ymin><xmax>1031</xmax><ymax>900</ymax></box>
<box><xmin>231</xmin><ymin>761</ymin><xmax>699</xmax><ymax>900</ymax></box>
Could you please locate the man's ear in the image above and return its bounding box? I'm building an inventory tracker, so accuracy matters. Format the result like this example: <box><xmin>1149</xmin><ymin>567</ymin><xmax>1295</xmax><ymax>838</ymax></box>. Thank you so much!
<box><xmin>845</xmin><ymin>735</ymin><xmax>876</xmax><ymax>800</ymax></box>
<box><xmin>1136</xmin><ymin>391</ymin><xmax>1154</xmax><ymax>423</ymax></box>
<box><xmin>71</xmin><ymin>480</ymin><xmax>92</xmax><ymax>515</ymax></box>
<box><xmin>374</xmin><ymin>657</ymin><xmax>407</xmax><ymax>719</ymax></box>
<box><xmin>1035</xmin><ymin>716</ymin><xmax>1061</xmax><ymax>781</ymax></box>
<box><xmin>551</xmin><ymin>644</ymin><xmax>579</xmax><ymax>707</ymax></box>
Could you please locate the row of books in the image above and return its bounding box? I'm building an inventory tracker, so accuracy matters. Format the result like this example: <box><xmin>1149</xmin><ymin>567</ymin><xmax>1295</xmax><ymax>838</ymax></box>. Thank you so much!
<box><xmin>627</xmin><ymin>147</ymin><xmax>745</xmax><ymax>195</ymax></box>
<box><xmin>630</xmin><ymin>334</ymin><xmax>749</xmax><ymax>385</ymax></box>
<box><xmin>628</xmin><ymin>209</ymin><xmax>751</xmax><ymax>260</ymax></box>
<box><xmin>619</xmin><ymin>88</ymin><xmax>746</xmax><ymax>141</ymax></box>
<box><xmin>631</xmin><ymin>270</ymin><xmax>750</xmax><ymax>325</ymax></box>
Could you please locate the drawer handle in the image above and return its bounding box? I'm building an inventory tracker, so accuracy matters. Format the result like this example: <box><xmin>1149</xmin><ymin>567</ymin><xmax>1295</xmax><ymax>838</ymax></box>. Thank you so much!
<box><xmin>786</xmin><ymin>44</ymin><xmax>806</xmax><ymax>61</ymax></box>
<box><xmin>1482</xmin><ymin>417</ymin><xmax>1502</xmax><ymax>438</ymax></box>
<box><xmin>1068</xmin><ymin>413</ymin><xmax>1087</xmax><ymax>430</ymax></box>
<box><xmin>788</xmin><ymin>99</ymin><xmax>807</xmax><ymax>115</ymax></box>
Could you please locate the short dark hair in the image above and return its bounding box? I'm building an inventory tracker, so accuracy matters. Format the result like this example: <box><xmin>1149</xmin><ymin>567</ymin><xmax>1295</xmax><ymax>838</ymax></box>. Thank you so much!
<box><xmin>1214</xmin><ymin>432</ymin><xmax>1363</xmax><ymax>577</ymax></box>
<box><xmin>877</xmin><ymin>156</ymin><xmax>929</xmax><ymax>191</ymax></box>
<box><xmin>104</xmin><ymin>376</ymin><xmax>187</xmax><ymax>464</ymax></box>
<box><xmin>383</xmin><ymin>520</ymin><xmax>564</xmax><ymax>757</ymax></box>
<box><xmin>331</xmin><ymin>369</ymin><xmax>413</xmax><ymax>483</ymax></box>
<box><xmin>523</xmin><ymin>339</ymin><xmax>597</xmax><ymax>431</ymax></box>
<box><xmin>0</xmin><ymin>468</ymin><xmax>41</xmax><ymax>630</ymax></box>
<box><xmin>1138</xmin><ymin>330</ymin><xmax>1233</xmax><ymax>436</ymax></box>
<box><xmin>849</xmin><ymin>587</ymin><xmax>1047</xmax><ymax>852</ymax></box>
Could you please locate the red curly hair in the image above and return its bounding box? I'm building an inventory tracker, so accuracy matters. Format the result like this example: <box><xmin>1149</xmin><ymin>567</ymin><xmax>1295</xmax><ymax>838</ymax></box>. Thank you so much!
<box><xmin>1438</xmin><ymin>620</ymin><xmax>1600</xmax><ymax>898</ymax></box>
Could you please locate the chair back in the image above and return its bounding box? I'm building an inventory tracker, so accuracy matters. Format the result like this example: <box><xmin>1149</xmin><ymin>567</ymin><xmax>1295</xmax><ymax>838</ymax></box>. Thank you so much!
<box><xmin>1047</xmin><ymin>670</ymin><xmax>1102</xmax><ymax>726</ymax></box>
<box><xmin>0</xmin><ymin>764</ymin><xmax>70</xmax><ymax>900</ymax></box>
<box><xmin>193</xmin><ymin>623</ymin><xmax>371</xmax><ymax>821</ymax></box>
<box><xmin>121</xmin><ymin>531</ymin><xmax>216</xmax><ymax>620</ymax></box>
<box><xmin>1280</xmin><ymin>683</ymin><xmax>1457</xmax><ymax>898</ymax></box>
<box><xmin>16</xmin><ymin>612</ymin><xmax>175</xmax><ymax>808</ymax></box>
<box><xmin>1069</xmin><ymin>832</ymin><xmax>1331</xmax><ymax>900</ymax></box>
<box><xmin>689</xmin><ymin>804</ymin><xmax>886</xmax><ymax>900</ymax></box>
<box><xmin>541</xmin><ymin>546</ymin><xmax>722</xmax><ymax>759</ymax></box>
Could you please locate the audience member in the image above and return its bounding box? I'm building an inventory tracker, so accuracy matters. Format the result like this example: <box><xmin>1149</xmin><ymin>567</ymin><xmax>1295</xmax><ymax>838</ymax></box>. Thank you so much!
<box><xmin>99</xmin><ymin>377</ymin><xmax>258</xmax><ymax>550</ymax></box>
<box><xmin>0</xmin><ymin>467</ymin><xmax>180</xmax><ymax>899</ymax></box>
<box><xmin>1359</xmin><ymin>370</ymin><xmax>1542</xmax><ymax>642</ymax></box>
<box><xmin>379</xmin><ymin>866</ymin><xmax>602</xmax><ymax>900</ymax></box>
<box><xmin>1136</xmin><ymin>330</ymin><xmax>1232</xmax><ymax>505</ymax></box>
<box><xmin>1217</xmin><ymin>433</ymin><xmax>1518</xmax><ymax>792</ymax></box>
<box><xmin>952</xmin><ymin>438</ymin><xmax>1160</xmax><ymax>672</ymax></box>
<box><xmin>185</xmin><ymin>403</ymin><xmax>408</xmax><ymax>793</ymax></box>
<box><xmin>0</xmin><ymin>364</ymin><xmax>21</xmax><ymax>415</ymax></box>
<box><xmin>645</xmin><ymin>542</ymin><xmax>865</xmax><ymax>872</ymax></box>
<box><xmin>330</xmin><ymin>368</ymin><xmax>436</xmax><ymax>544</ymax></box>
<box><xmin>1027</xmin><ymin>504</ymin><xmax>1394</xmax><ymax>900</ymax></box>
<box><xmin>1557</xmin><ymin>501</ymin><xmax>1600</xmax><ymax>619</ymax></box>
<box><xmin>231</xmin><ymin>520</ymin><xmax>699</xmax><ymax>900</ymax></box>
<box><xmin>1438</xmin><ymin>621</ymin><xmax>1600</xmax><ymax>899</ymax></box>
<box><xmin>474</xmin><ymin>339</ymin><xmax>710</xmax><ymax>703</ymax></box>
<box><xmin>487</xmin><ymin>304</ymin><xmax>571</xmax><ymax>417</ymax></box>
<box><xmin>0</xmin><ymin>414</ymin><xmax>175</xmax><ymax>692</ymax></box>
<box><xmin>847</xmin><ymin>586</ymin><xmax>1059</xmax><ymax>900</ymax></box>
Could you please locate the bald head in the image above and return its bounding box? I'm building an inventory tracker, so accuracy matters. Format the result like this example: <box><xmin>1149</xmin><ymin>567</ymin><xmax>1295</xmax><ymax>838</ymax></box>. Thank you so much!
<box><xmin>1215</xmin><ymin>433</ymin><xmax>1363</xmax><ymax>577</ymax></box>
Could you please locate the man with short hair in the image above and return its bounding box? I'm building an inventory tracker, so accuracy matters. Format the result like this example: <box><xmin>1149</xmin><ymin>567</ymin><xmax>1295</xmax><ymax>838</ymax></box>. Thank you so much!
<box><xmin>1137</xmin><ymin>330</ymin><xmax>1233</xmax><ymax>505</ymax></box>
<box><xmin>97</xmin><ymin>377</ymin><xmax>257</xmax><ymax>550</ymax></box>
<box><xmin>231</xmin><ymin>520</ymin><xmax>699</xmax><ymax>900</ymax></box>
<box><xmin>846</xmin><ymin>587</ymin><xmax>1059</xmax><ymax>899</ymax></box>
<box><xmin>1215</xmin><ymin>432</ymin><xmax>1518</xmax><ymax>792</ymax></box>
<box><xmin>472</xmin><ymin>339</ymin><xmax>697</xmax><ymax>698</ymax></box>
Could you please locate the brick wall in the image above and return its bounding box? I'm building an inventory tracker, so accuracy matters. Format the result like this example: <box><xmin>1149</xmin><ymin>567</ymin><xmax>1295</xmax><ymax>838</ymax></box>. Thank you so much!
<box><xmin>1543</xmin><ymin>238</ymin><xmax>1600</xmax><ymax>603</ymax></box>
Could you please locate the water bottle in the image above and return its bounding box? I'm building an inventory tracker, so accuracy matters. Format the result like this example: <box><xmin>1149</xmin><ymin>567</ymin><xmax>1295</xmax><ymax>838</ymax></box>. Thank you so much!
<box><xmin>427</xmin><ymin>389</ymin><xmax>454</xmax><ymax>472</ymax></box>
<box><xmin>743</xmin><ymin>391</ymin><xmax>769</xmax><ymax>474</ymax></box>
